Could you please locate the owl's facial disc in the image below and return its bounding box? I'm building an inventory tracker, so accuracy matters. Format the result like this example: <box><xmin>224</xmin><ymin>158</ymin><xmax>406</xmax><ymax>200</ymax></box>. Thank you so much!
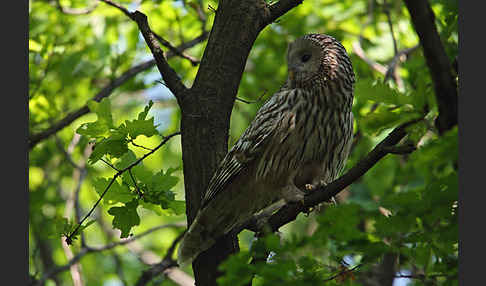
<box><xmin>287</xmin><ymin>40</ymin><xmax>322</xmax><ymax>87</ymax></box>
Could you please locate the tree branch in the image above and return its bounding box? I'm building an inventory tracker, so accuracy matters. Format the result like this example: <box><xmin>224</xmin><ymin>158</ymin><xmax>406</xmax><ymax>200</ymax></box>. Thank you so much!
<box><xmin>31</xmin><ymin>223</ymin><xmax>185</xmax><ymax>286</ymax></box>
<box><xmin>134</xmin><ymin>232</ymin><xmax>187</xmax><ymax>286</ymax></box>
<box><xmin>99</xmin><ymin>0</ymin><xmax>189</xmax><ymax>97</ymax></box>
<box><xmin>28</xmin><ymin>32</ymin><xmax>207</xmax><ymax>150</ymax></box>
<box><xmin>263</xmin><ymin>0</ymin><xmax>304</xmax><ymax>25</ymax></box>
<box><xmin>403</xmin><ymin>0</ymin><xmax>457</xmax><ymax>134</ymax></box>
<box><xmin>132</xmin><ymin>11</ymin><xmax>188</xmax><ymax>97</ymax></box>
<box><xmin>243</xmin><ymin>118</ymin><xmax>422</xmax><ymax>234</ymax></box>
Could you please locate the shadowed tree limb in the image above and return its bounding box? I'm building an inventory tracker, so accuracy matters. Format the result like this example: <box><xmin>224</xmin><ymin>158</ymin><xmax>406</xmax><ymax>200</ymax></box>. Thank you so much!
<box><xmin>403</xmin><ymin>0</ymin><xmax>457</xmax><ymax>134</ymax></box>
<box><xmin>134</xmin><ymin>232</ymin><xmax>189</xmax><ymax>286</ymax></box>
<box><xmin>242</xmin><ymin>118</ymin><xmax>422</xmax><ymax>234</ymax></box>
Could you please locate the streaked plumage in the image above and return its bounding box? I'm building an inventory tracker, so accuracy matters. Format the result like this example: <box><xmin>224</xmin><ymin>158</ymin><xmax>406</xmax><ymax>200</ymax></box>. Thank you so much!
<box><xmin>178</xmin><ymin>34</ymin><xmax>355</xmax><ymax>265</ymax></box>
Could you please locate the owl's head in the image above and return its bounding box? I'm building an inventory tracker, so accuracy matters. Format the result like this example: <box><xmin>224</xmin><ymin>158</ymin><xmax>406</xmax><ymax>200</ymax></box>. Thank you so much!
<box><xmin>286</xmin><ymin>34</ymin><xmax>354</xmax><ymax>89</ymax></box>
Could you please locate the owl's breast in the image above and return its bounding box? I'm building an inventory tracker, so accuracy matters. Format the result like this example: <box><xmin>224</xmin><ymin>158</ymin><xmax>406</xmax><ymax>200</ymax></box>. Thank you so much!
<box><xmin>256</xmin><ymin>88</ymin><xmax>353</xmax><ymax>184</ymax></box>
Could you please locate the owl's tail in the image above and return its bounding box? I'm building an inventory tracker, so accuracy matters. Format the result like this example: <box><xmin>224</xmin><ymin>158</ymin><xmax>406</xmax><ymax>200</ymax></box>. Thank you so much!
<box><xmin>177</xmin><ymin>211</ymin><xmax>218</xmax><ymax>267</ymax></box>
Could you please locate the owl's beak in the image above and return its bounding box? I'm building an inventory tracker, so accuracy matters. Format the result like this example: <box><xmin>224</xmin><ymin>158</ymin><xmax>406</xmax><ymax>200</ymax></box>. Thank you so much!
<box><xmin>288</xmin><ymin>63</ymin><xmax>300</xmax><ymax>81</ymax></box>
<box><xmin>288</xmin><ymin>69</ymin><xmax>295</xmax><ymax>81</ymax></box>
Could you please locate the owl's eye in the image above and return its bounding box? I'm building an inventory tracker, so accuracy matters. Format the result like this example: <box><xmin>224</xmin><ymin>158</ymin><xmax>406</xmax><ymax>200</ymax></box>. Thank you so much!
<box><xmin>301</xmin><ymin>54</ymin><xmax>311</xmax><ymax>63</ymax></box>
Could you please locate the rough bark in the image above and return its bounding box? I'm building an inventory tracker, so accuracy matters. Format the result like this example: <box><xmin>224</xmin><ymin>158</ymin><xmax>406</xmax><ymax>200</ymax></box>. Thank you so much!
<box><xmin>403</xmin><ymin>0</ymin><xmax>458</xmax><ymax>134</ymax></box>
<box><xmin>179</xmin><ymin>1</ymin><xmax>270</xmax><ymax>284</ymax></box>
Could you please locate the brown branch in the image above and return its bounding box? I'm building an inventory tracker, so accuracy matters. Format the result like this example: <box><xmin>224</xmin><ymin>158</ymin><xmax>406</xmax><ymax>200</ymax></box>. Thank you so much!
<box><xmin>97</xmin><ymin>1</ymin><xmax>188</xmax><ymax>94</ymax></box>
<box><xmin>383</xmin><ymin>45</ymin><xmax>419</xmax><ymax>83</ymax></box>
<box><xmin>132</xmin><ymin>11</ymin><xmax>188</xmax><ymax>97</ymax></box>
<box><xmin>352</xmin><ymin>41</ymin><xmax>387</xmax><ymax>75</ymax></box>
<box><xmin>353</xmin><ymin>41</ymin><xmax>419</xmax><ymax>90</ymax></box>
<box><xmin>243</xmin><ymin>118</ymin><xmax>422</xmax><ymax>234</ymax></box>
<box><xmin>28</xmin><ymin>32</ymin><xmax>208</xmax><ymax>150</ymax></box>
<box><xmin>403</xmin><ymin>0</ymin><xmax>458</xmax><ymax>134</ymax></box>
<box><xmin>383</xmin><ymin>0</ymin><xmax>398</xmax><ymax>56</ymax></box>
<box><xmin>264</xmin><ymin>0</ymin><xmax>304</xmax><ymax>25</ymax></box>
<box><xmin>31</xmin><ymin>223</ymin><xmax>185</xmax><ymax>286</ymax></box>
<box><xmin>99</xmin><ymin>0</ymin><xmax>188</xmax><ymax>97</ymax></box>
<box><xmin>152</xmin><ymin>32</ymin><xmax>200</xmax><ymax>66</ymax></box>
<box><xmin>100</xmin><ymin>0</ymin><xmax>199</xmax><ymax>65</ymax></box>
<box><xmin>323</xmin><ymin>263</ymin><xmax>363</xmax><ymax>282</ymax></box>
<box><xmin>134</xmin><ymin>231</ymin><xmax>186</xmax><ymax>286</ymax></box>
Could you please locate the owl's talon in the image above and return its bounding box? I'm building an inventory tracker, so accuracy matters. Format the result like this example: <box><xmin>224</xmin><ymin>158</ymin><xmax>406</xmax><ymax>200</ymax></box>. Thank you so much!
<box><xmin>329</xmin><ymin>196</ymin><xmax>338</xmax><ymax>206</ymax></box>
<box><xmin>305</xmin><ymin>184</ymin><xmax>317</xmax><ymax>191</ymax></box>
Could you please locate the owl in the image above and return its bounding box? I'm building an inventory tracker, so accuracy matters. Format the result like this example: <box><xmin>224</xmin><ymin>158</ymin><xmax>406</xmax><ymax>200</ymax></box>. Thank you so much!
<box><xmin>178</xmin><ymin>34</ymin><xmax>355</xmax><ymax>265</ymax></box>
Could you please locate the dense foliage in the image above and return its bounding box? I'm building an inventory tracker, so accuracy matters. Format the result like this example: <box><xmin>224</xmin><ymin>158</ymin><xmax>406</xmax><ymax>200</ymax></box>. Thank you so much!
<box><xmin>29</xmin><ymin>0</ymin><xmax>458</xmax><ymax>285</ymax></box>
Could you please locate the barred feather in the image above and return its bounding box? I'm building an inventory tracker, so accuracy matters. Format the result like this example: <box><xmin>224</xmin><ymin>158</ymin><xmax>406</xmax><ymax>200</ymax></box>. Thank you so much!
<box><xmin>178</xmin><ymin>34</ymin><xmax>355</xmax><ymax>266</ymax></box>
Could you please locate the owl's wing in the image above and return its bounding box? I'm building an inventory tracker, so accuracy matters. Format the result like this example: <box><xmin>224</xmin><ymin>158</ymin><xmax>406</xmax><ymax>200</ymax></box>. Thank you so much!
<box><xmin>200</xmin><ymin>93</ymin><xmax>284</xmax><ymax>209</ymax></box>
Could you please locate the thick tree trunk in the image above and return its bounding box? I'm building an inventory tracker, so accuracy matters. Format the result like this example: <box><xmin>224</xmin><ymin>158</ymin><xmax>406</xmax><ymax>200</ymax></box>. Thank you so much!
<box><xmin>179</xmin><ymin>0</ymin><xmax>268</xmax><ymax>285</ymax></box>
<box><xmin>403</xmin><ymin>0</ymin><xmax>458</xmax><ymax>134</ymax></box>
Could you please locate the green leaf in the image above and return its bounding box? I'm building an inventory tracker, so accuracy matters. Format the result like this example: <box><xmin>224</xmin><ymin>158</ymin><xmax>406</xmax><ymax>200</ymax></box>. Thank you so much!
<box><xmin>360</xmin><ymin>107</ymin><xmax>422</xmax><ymax>136</ymax></box>
<box><xmin>89</xmin><ymin>137</ymin><xmax>129</xmax><ymax>164</ymax></box>
<box><xmin>138</xmin><ymin>100</ymin><xmax>154</xmax><ymax>120</ymax></box>
<box><xmin>125</xmin><ymin>117</ymin><xmax>159</xmax><ymax>139</ymax></box>
<box><xmin>87</xmin><ymin>98</ymin><xmax>114</xmax><ymax>128</ymax></box>
<box><xmin>355</xmin><ymin>79</ymin><xmax>414</xmax><ymax>106</ymax></box>
<box><xmin>149</xmin><ymin>169</ymin><xmax>180</xmax><ymax>191</ymax></box>
<box><xmin>139</xmin><ymin>201</ymin><xmax>164</xmax><ymax>216</ymax></box>
<box><xmin>114</xmin><ymin>149</ymin><xmax>138</xmax><ymax>170</ymax></box>
<box><xmin>165</xmin><ymin>200</ymin><xmax>186</xmax><ymax>215</ymax></box>
<box><xmin>92</xmin><ymin>177</ymin><xmax>134</xmax><ymax>204</ymax></box>
<box><xmin>29</xmin><ymin>39</ymin><xmax>42</xmax><ymax>52</ymax></box>
<box><xmin>108</xmin><ymin>200</ymin><xmax>140</xmax><ymax>238</ymax></box>
<box><xmin>76</xmin><ymin>121</ymin><xmax>111</xmax><ymax>138</ymax></box>
<box><xmin>406</xmin><ymin>120</ymin><xmax>428</xmax><ymax>145</ymax></box>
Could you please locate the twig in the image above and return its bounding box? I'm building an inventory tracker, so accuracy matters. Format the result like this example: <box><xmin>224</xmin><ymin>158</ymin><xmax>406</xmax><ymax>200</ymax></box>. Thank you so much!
<box><xmin>353</xmin><ymin>41</ymin><xmax>419</xmax><ymax>90</ymax></box>
<box><xmin>352</xmin><ymin>41</ymin><xmax>387</xmax><ymax>74</ymax></box>
<box><xmin>235</xmin><ymin>90</ymin><xmax>268</xmax><ymax>104</ymax></box>
<box><xmin>384</xmin><ymin>45</ymin><xmax>419</xmax><ymax>82</ymax></box>
<box><xmin>128</xmin><ymin>169</ymin><xmax>144</xmax><ymax>197</ymax></box>
<box><xmin>323</xmin><ymin>263</ymin><xmax>363</xmax><ymax>282</ymax></box>
<box><xmin>54</xmin><ymin>135</ymin><xmax>82</xmax><ymax>169</ymax></box>
<box><xmin>151</xmin><ymin>32</ymin><xmax>200</xmax><ymax>66</ymax></box>
<box><xmin>129</xmin><ymin>139</ymin><xmax>154</xmax><ymax>151</ymax></box>
<box><xmin>100</xmin><ymin>158</ymin><xmax>120</xmax><ymax>172</ymax></box>
<box><xmin>64</xmin><ymin>132</ymin><xmax>181</xmax><ymax>245</ymax></box>
<box><xmin>263</xmin><ymin>0</ymin><xmax>304</xmax><ymax>26</ymax></box>
<box><xmin>394</xmin><ymin>273</ymin><xmax>451</xmax><ymax>279</ymax></box>
<box><xmin>383</xmin><ymin>0</ymin><xmax>398</xmax><ymax>56</ymax></box>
